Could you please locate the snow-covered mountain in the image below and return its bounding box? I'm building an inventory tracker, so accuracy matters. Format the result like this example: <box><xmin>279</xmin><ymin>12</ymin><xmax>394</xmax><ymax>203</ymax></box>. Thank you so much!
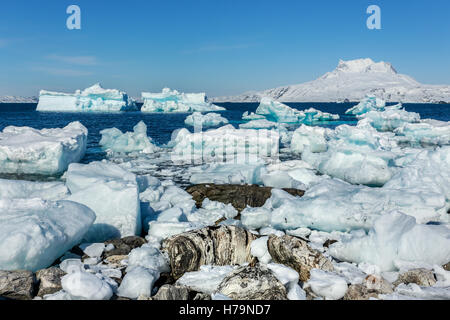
<box><xmin>211</xmin><ymin>58</ymin><xmax>450</xmax><ymax>103</ymax></box>
<box><xmin>0</xmin><ymin>96</ymin><xmax>37</xmax><ymax>103</ymax></box>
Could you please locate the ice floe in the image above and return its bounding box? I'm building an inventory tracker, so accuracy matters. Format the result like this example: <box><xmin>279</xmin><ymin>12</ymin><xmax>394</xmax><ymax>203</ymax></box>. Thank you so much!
<box><xmin>184</xmin><ymin>112</ymin><xmax>229</xmax><ymax>127</ymax></box>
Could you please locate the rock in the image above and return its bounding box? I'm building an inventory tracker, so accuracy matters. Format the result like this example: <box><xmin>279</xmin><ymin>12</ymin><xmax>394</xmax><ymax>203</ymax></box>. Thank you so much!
<box><xmin>217</xmin><ymin>264</ymin><xmax>288</xmax><ymax>300</ymax></box>
<box><xmin>363</xmin><ymin>275</ymin><xmax>393</xmax><ymax>294</ymax></box>
<box><xmin>192</xmin><ymin>292</ymin><xmax>212</xmax><ymax>300</ymax></box>
<box><xmin>393</xmin><ymin>269</ymin><xmax>436</xmax><ymax>287</ymax></box>
<box><xmin>343</xmin><ymin>284</ymin><xmax>379</xmax><ymax>300</ymax></box>
<box><xmin>103</xmin><ymin>236</ymin><xmax>146</xmax><ymax>258</ymax></box>
<box><xmin>104</xmin><ymin>255</ymin><xmax>128</xmax><ymax>268</ymax></box>
<box><xmin>35</xmin><ymin>267</ymin><xmax>66</xmax><ymax>297</ymax></box>
<box><xmin>186</xmin><ymin>184</ymin><xmax>304</xmax><ymax>212</ymax></box>
<box><xmin>162</xmin><ymin>226</ymin><xmax>257</xmax><ymax>280</ymax></box>
<box><xmin>267</xmin><ymin>235</ymin><xmax>334</xmax><ymax>282</ymax></box>
<box><xmin>0</xmin><ymin>270</ymin><xmax>36</xmax><ymax>300</ymax></box>
<box><xmin>152</xmin><ymin>284</ymin><xmax>190</xmax><ymax>300</ymax></box>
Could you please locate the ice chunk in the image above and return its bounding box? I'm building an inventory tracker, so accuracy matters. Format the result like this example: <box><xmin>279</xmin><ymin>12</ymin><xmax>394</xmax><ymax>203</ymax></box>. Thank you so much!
<box><xmin>291</xmin><ymin>125</ymin><xmax>330</xmax><ymax>154</ymax></box>
<box><xmin>117</xmin><ymin>266</ymin><xmax>159</xmax><ymax>299</ymax></box>
<box><xmin>394</xmin><ymin>119</ymin><xmax>450</xmax><ymax>146</ymax></box>
<box><xmin>66</xmin><ymin>161</ymin><xmax>141</xmax><ymax>242</ymax></box>
<box><xmin>37</xmin><ymin>83</ymin><xmax>137</xmax><ymax>112</ymax></box>
<box><xmin>256</xmin><ymin>97</ymin><xmax>303</xmax><ymax>123</ymax></box>
<box><xmin>141</xmin><ymin>88</ymin><xmax>225</xmax><ymax>113</ymax></box>
<box><xmin>147</xmin><ymin>221</ymin><xmax>200</xmax><ymax>240</ymax></box>
<box><xmin>345</xmin><ymin>95</ymin><xmax>386</xmax><ymax>115</ymax></box>
<box><xmin>61</xmin><ymin>271</ymin><xmax>113</xmax><ymax>300</ymax></box>
<box><xmin>0</xmin><ymin>121</ymin><xmax>87</xmax><ymax>175</ymax></box>
<box><xmin>185</xmin><ymin>112</ymin><xmax>229</xmax><ymax>127</ymax></box>
<box><xmin>329</xmin><ymin>212</ymin><xmax>450</xmax><ymax>272</ymax></box>
<box><xmin>357</xmin><ymin>108</ymin><xmax>420</xmax><ymax>131</ymax></box>
<box><xmin>170</xmin><ymin>125</ymin><xmax>279</xmax><ymax>164</ymax></box>
<box><xmin>176</xmin><ymin>265</ymin><xmax>236</xmax><ymax>295</ymax></box>
<box><xmin>251</xmin><ymin>236</ymin><xmax>272</xmax><ymax>264</ymax></box>
<box><xmin>189</xmin><ymin>162</ymin><xmax>267</xmax><ymax>185</ymax></box>
<box><xmin>79</xmin><ymin>243</ymin><xmax>106</xmax><ymax>258</ymax></box>
<box><xmin>0</xmin><ymin>199</ymin><xmax>95</xmax><ymax>271</ymax></box>
<box><xmin>0</xmin><ymin>179</ymin><xmax>68</xmax><ymax>200</ymax></box>
<box><xmin>187</xmin><ymin>199</ymin><xmax>238</xmax><ymax>225</ymax></box>
<box><xmin>267</xmin><ymin>263</ymin><xmax>303</xmax><ymax>300</ymax></box>
<box><xmin>242</xmin><ymin>111</ymin><xmax>265</xmax><ymax>120</ymax></box>
<box><xmin>241</xmin><ymin>207</ymin><xmax>272</xmax><ymax>230</ymax></box>
<box><xmin>304</xmin><ymin>269</ymin><xmax>348</xmax><ymax>300</ymax></box>
<box><xmin>239</xmin><ymin>119</ymin><xmax>283</xmax><ymax>129</ymax></box>
<box><xmin>127</xmin><ymin>246</ymin><xmax>170</xmax><ymax>273</ymax></box>
<box><xmin>100</xmin><ymin>121</ymin><xmax>159</xmax><ymax>154</ymax></box>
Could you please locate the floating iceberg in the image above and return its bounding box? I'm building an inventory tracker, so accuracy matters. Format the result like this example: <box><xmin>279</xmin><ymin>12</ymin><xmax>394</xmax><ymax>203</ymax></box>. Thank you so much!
<box><xmin>184</xmin><ymin>112</ymin><xmax>229</xmax><ymax>127</ymax></box>
<box><xmin>255</xmin><ymin>97</ymin><xmax>339</xmax><ymax>123</ymax></box>
<box><xmin>100</xmin><ymin>121</ymin><xmax>159</xmax><ymax>154</ymax></box>
<box><xmin>345</xmin><ymin>95</ymin><xmax>386</xmax><ymax>115</ymax></box>
<box><xmin>170</xmin><ymin>125</ymin><xmax>280</xmax><ymax>164</ymax></box>
<box><xmin>66</xmin><ymin>161</ymin><xmax>141</xmax><ymax>242</ymax></box>
<box><xmin>0</xmin><ymin>198</ymin><xmax>95</xmax><ymax>271</ymax></box>
<box><xmin>357</xmin><ymin>108</ymin><xmax>420</xmax><ymax>131</ymax></box>
<box><xmin>242</xmin><ymin>111</ymin><xmax>265</xmax><ymax>120</ymax></box>
<box><xmin>329</xmin><ymin>212</ymin><xmax>450</xmax><ymax>272</ymax></box>
<box><xmin>37</xmin><ymin>83</ymin><xmax>138</xmax><ymax>112</ymax></box>
<box><xmin>141</xmin><ymin>88</ymin><xmax>225</xmax><ymax>113</ymax></box>
<box><xmin>0</xmin><ymin>121</ymin><xmax>87</xmax><ymax>176</ymax></box>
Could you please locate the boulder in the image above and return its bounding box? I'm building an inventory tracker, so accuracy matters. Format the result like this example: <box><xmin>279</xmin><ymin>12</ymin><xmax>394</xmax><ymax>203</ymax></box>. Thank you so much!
<box><xmin>393</xmin><ymin>269</ymin><xmax>436</xmax><ymax>287</ymax></box>
<box><xmin>343</xmin><ymin>284</ymin><xmax>379</xmax><ymax>300</ymax></box>
<box><xmin>186</xmin><ymin>184</ymin><xmax>304</xmax><ymax>212</ymax></box>
<box><xmin>267</xmin><ymin>235</ymin><xmax>334</xmax><ymax>282</ymax></box>
<box><xmin>162</xmin><ymin>226</ymin><xmax>257</xmax><ymax>279</ymax></box>
<box><xmin>152</xmin><ymin>284</ymin><xmax>190</xmax><ymax>300</ymax></box>
<box><xmin>217</xmin><ymin>264</ymin><xmax>288</xmax><ymax>300</ymax></box>
<box><xmin>103</xmin><ymin>236</ymin><xmax>146</xmax><ymax>258</ymax></box>
<box><xmin>0</xmin><ymin>270</ymin><xmax>36</xmax><ymax>300</ymax></box>
<box><xmin>35</xmin><ymin>267</ymin><xmax>66</xmax><ymax>297</ymax></box>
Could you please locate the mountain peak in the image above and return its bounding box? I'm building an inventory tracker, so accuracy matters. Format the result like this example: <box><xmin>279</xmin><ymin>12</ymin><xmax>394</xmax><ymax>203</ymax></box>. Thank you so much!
<box><xmin>334</xmin><ymin>58</ymin><xmax>397</xmax><ymax>74</ymax></box>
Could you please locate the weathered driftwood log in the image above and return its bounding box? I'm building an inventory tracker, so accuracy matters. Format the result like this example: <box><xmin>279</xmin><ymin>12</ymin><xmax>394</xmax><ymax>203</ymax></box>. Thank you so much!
<box><xmin>162</xmin><ymin>226</ymin><xmax>257</xmax><ymax>279</ymax></box>
<box><xmin>267</xmin><ymin>234</ymin><xmax>334</xmax><ymax>282</ymax></box>
<box><xmin>186</xmin><ymin>184</ymin><xmax>304</xmax><ymax>212</ymax></box>
<box><xmin>217</xmin><ymin>264</ymin><xmax>288</xmax><ymax>300</ymax></box>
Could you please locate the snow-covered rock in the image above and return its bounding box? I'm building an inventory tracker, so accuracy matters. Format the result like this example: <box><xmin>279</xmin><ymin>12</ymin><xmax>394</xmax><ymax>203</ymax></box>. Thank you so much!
<box><xmin>184</xmin><ymin>112</ymin><xmax>229</xmax><ymax>127</ymax></box>
<box><xmin>0</xmin><ymin>121</ymin><xmax>87</xmax><ymax>175</ymax></box>
<box><xmin>100</xmin><ymin>121</ymin><xmax>158</xmax><ymax>154</ymax></box>
<box><xmin>213</xmin><ymin>58</ymin><xmax>450</xmax><ymax>103</ymax></box>
<box><xmin>141</xmin><ymin>88</ymin><xmax>225</xmax><ymax>113</ymax></box>
<box><xmin>37</xmin><ymin>83</ymin><xmax>137</xmax><ymax>112</ymax></box>
<box><xmin>66</xmin><ymin>161</ymin><xmax>141</xmax><ymax>242</ymax></box>
<box><xmin>0</xmin><ymin>199</ymin><xmax>95</xmax><ymax>271</ymax></box>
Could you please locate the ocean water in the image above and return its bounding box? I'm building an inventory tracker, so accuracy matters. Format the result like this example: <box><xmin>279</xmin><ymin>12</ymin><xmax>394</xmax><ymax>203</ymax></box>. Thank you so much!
<box><xmin>0</xmin><ymin>102</ymin><xmax>449</xmax><ymax>165</ymax></box>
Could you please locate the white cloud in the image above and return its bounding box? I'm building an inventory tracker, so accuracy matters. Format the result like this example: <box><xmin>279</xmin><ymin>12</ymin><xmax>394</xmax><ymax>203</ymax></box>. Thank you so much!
<box><xmin>46</xmin><ymin>54</ymin><xmax>98</xmax><ymax>66</ymax></box>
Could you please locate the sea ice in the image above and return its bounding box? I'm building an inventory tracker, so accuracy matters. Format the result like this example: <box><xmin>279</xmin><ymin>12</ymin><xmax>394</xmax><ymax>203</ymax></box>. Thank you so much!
<box><xmin>357</xmin><ymin>108</ymin><xmax>420</xmax><ymax>131</ymax></box>
<box><xmin>37</xmin><ymin>83</ymin><xmax>137</xmax><ymax>112</ymax></box>
<box><xmin>394</xmin><ymin>119</ymin><xmax>450</xmax><ymax>146</ymax></box>
<box><xmin>345</xmin><ymin>95</ymin><xmax>386</xmax><ymax>115</ymax></box>
<box><xmin>255</xmin><ymin>97</ymin><xmax>303</xmax><ymax>123</ymax></box>
<box><xmin>184</xmin><ymin>112</ymin><xmax>229</xmax><ymax>127</ymax></box>
<box><xmin>188</xmin><ymin>163</ymin><xmax>267</xmax><ymax>185</ymax></box>
<box><xmin>170</xmin><ymin>125</ymin><xmax>280</xmax><ymax>164</ymax></box>
<box><xmin>100</xmin><ymin>121</ymin><xmax>159</xmax><ymax>154</ymax></box>
<box><xmin>141</xmin><ymin>88</ymin><xmax>225</xmax><ymax>113</ymax></box>
<box><xmin>329</xmin><ymin>212</ymin><xmax>450</xmax><ymax>272</ymax></box>
<box><xmin>0</xmin><ymin>121</ymin><xmax>87</xmax><ymax>175</ymax></box>
<box><xmin>66</xmin><ymin>161</ymin><xmax>141</xmax><ymax>242</ymax></box>
<box><xmin>0</xmin><ymin>179</ymin><xmax>68</xmax><ymax>200</ymax></box>
<box><xmin>176</xmin><ymin>265</ymin><xmax>236</xmax><ymax>295</ymax></box>
<box><xmin>0</xmin><ymin>199</ymin><xmax>95</xmax><ymax>271</ymax></box>
<box><xmin>61</xmin><ymin>271</ymin><xmax>114</xmax><ymax>300</ymax></box>
<box><xmin>117</xmin><ymin>266</ymin><xmax>160</xmax><ymax>299</ymax></box>
<box><xmin>290</xmin><ymin>125</ymin><xmax>330</xmax><ymax>154</ymax></box>
<box><xmin>304</xmin><ymin>269</ymin><xmax>348</xmax><ymax>300</ymax></box>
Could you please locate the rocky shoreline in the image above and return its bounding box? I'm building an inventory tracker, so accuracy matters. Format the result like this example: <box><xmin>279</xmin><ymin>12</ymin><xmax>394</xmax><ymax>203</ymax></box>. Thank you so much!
<box><xmin>1</xmin><ymin>184</ymin><xmax>449</xmax><ymax>301</ymax></box>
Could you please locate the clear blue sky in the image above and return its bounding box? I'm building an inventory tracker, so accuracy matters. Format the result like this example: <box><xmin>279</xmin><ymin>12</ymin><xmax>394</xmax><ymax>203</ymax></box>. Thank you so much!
<box><xmin>0</xmin><ymin>0</ymin><xmax>449</xmax><ymax>97</ymax></box>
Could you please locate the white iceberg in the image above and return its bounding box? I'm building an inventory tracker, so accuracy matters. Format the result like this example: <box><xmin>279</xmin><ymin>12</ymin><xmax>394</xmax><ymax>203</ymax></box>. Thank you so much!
<box><xmin>329</xmin><ymin>212</ymin><xmax>450</xmax><ymax>272</ymax></box>
<box><xmin>242</xmin><ymin>111</ymin><xmax>265</xmax><ymax>120</ymax></box>
<box><xmin>304</xmin><ymin>269</ymin><xmax>348</xmax><ymax>300</ymax></box>
<box><xmin>66</xmin><ymin>161</ymin><xmax>141</xmax><ymax>242</ymax></box>
<box><xmin>0</xmin><ymin>179</ymin><xmax>69</xmax><ymax>200</ymax></box>
<box><xmin>100</xmin><ymin>121</ymin><xmax>159</xmax><ymax>154</ymax></box>
<box><xmin>184</xmin><ymin>112</ymin><xmax>229</xmax><ymax>127</ymax></box>
<box><xmin>61</xmin><ymin>271</ymin><xmax>114</xmax><ymax>300</ymax></box>
<box><xmin>170</xmin><ymin>125</ymin><xmax>280</xmax><ymax>164</ymax></box>
<box><xmin>290</xmin><ymin>125</ymin><xmax>330</xmax><ymax>154</ymax></box>
<box><xmin>188</xmin><ymin>162</ymin><xmax>266</xmax><ymax>185</ymax></box>
<box><xmin>394</xmin><ymin>119</ymin><xmax>450</xmax><ymax>146</ymax></box>
<box><xmin>37</xmin><ymin>83</ymin><xmax>138</xmax><ymax>112</ymax></box>
<box><xmin>0</xmin><ymin>121</ymin><xmax>87</xmax><ymax>176</ymax></box>
<box><xmin>141</xmin><ymin>88</ymin><xmax>225</xmax><ymax>113</ymax></box>
<box><xmin>0</xmin><ymin>198</ymin><xmax>95</xmax><ymax>271</ymax></box>
<box><xmin>345</xmin><ymin>95</ymin><xmax>386</xmax><ymax>115</ymax></box>
<box><xmin>357</xmin><ymin>108</ymin><xmax>420</xmax><ymax>132</ymax></box>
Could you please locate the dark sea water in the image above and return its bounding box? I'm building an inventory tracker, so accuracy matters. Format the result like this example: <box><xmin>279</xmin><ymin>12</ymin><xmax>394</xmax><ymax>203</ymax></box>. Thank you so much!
<box><xmin>1</xmin><ymin>102</ymin><xmax>449</xmax><ymax>164</ymax></box>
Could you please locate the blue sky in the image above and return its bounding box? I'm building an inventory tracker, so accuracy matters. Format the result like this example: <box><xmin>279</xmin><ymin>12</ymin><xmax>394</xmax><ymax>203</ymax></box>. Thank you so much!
<box><xmin>0</xmin><ymin>0</ymin><xmax>449</xmax><ymax>97</ymax></box>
